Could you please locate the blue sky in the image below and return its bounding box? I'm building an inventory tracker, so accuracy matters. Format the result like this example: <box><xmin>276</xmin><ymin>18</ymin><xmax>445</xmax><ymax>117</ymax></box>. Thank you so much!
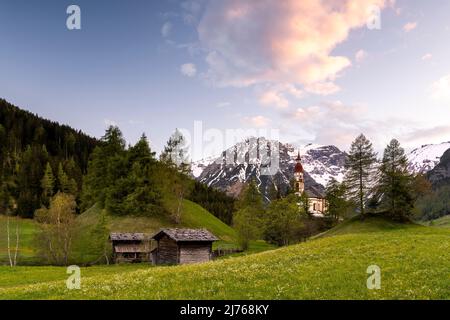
<box><xmin>1</xmin><ymin>0</ymin><xmax>450</xmax><ymax>159</ymax></box>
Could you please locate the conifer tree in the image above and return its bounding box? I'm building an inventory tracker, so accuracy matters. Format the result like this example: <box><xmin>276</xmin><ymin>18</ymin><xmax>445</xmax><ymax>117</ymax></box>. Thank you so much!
<box><xmin>160</xmin><ymin>129</ymin><xmax>190</xmax><ymax>173</ymax></box>
<box><xmin>344</xmin><ymin>134</ymin><xmax>377</xmax><ymax>220</ymax></box>
<box><xmin>378</xmin><ymin>139</ymin><xmax>414</xmax><ymax>220</ymax></box>
<box><xmin>58</xmin><ymin>163</ymin><xmax>70</xmax><ymax>194</ymax></box>
<box><xmin>41</xmin><ymin>162</ymin><xmax>55</xmax><ymax>205</ymax></box>
<box><xmin>81</xmin><ymin>126</ymin><xmax>126</xmax><ymax>210</ymax></box>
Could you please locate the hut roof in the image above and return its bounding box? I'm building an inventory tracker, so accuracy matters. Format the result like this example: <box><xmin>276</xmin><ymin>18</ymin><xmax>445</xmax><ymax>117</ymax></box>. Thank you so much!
<box><xmin>109</xmin><ymin>233</ymin><xmax>149</xmax><ymax>241</ymax></box>
<box><xmin>152</xmin><ymin>228</ymin><xmax>219</xmax><ymax>242</ymax></box>
<box><xmin>113</xmin><ymin>245</ymin><xmax>150</xmax><ymax>253</ymax></box>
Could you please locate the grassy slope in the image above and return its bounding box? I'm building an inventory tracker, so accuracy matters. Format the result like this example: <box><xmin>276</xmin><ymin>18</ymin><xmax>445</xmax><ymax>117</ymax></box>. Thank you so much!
<box><xmin>1</xmin><ymin>200</ymin><xmax>254</xmax><ymax>265</ymax></box>
<box><xmin>1</xmin><ymin>217</ymin><xmax>449</xmax><ymax>299</ymax></box>
<box><xmin>76</xmin><ymin>200</ymin><xmax>237</xmax><ymax>240</ymax></box>
<box><xmin>429</xmin><ymin>215</ymin><xmax>450</xmax><ymax>228</ymax></box>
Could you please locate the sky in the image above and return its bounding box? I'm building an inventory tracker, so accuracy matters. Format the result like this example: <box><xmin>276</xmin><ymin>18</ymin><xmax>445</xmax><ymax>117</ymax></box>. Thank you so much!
<box><xmin>1</xmin><ymin>0</ymin><xmax>450</xmax><ymax>160</ymax></box>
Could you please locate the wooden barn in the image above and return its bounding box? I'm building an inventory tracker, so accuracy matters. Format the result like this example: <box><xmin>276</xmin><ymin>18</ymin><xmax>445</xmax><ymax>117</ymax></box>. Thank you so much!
<box><xmin>109</xmin><ymin>233</ymin><xmax>152</xmax><ymax>263</ymax></box>
<box><xmin>150</xmin><ymin>229</ymin><xmax>218</xmax><ymax>265</ymax></box>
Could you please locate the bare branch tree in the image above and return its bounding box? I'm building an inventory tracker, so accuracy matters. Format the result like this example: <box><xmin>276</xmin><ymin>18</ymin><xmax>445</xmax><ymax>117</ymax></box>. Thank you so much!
<box><xmin>7</xmin><ymin>216</ymin><xmax>12</xmax><ymax>267</ymax></box>
<box><xmin>14</xmin><ymin>219</ymin><xmax>19</xmax><ymax>266</ymax></box>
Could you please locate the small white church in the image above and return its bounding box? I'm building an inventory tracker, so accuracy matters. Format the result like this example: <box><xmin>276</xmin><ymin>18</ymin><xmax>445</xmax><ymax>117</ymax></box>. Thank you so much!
<box><xmin>293</xmin><ymin>151</ymin><xmax>327</xmax><ymax>216</ymax></box>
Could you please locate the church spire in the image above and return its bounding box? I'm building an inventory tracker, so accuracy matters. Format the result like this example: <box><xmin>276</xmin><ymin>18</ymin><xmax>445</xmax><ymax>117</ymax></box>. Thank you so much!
<box><xmin>294</xmin><ymin>150</ymin><xmax>303</xmax><ymax>173</ymax></box>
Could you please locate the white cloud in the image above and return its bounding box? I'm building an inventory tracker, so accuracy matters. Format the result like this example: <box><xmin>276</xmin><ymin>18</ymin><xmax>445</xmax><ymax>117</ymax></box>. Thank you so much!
<box><xmin>181</xmin><ymin>1</ymin><xmax>203</xmax><ymax>25</ymax></box>
<box><xmin>304</xmin><ymin>81</ymin><xmax>340</xmax><ymax>95</ymax></box>
<box><xmin>242</xmin><ymin>115</ymin><xmax>271</xmax><ymax>127</ymax></box>
<box><xmin>401</xmin><ymin>125</ymin><xmax>450</xmax><ymax>143</ymax></box>
<box><xmin>197</xmin><ymin>0</ymin><xmax>391</xmax><ymax>96</ymax></box>
<box><xmin>258</xmin><ymin>83</ymin><xmax>304</xmax><ymax>108</ymax></box>
<box><xmin>355</xmin><ymin>49</ymin><xmax>368</xmax><ymax>63</ymax></box>
<box><xmin>280</xmin><ymin>100</ymin><xmax>393</xmax><ymax>149</ymax></box>
<box><xmin>403</xmin><ymin>22</ymin><xmax>417</xmax><ymax>32</ymax></box>
<box><xmin>161</xmin><ymin>22</ymin><xmax>173</xmax><ymax>37</ymax></box>
<box><xmin>259</xmin><ymin>90</ymin><xmax>289</xmax><ymax>109</ymax></box>
<box><xmin>430</xmin><ymin>74</ymin><xmax>450</xmax><ymax>102</ymax></box>
<box><xmin>180</xmin><ymin>63</ymin><xmax>197</xmax><ymax>77</ymax></box>
<box><xmin>421</xmin><ymin>53</ymin><xmax>432</xmax><ymax>61</ymax></box>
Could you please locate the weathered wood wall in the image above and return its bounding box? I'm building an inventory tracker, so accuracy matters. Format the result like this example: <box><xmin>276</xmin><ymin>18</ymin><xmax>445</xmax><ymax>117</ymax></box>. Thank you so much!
<box><xmin>156</xmin><ymin>234</ymin><xmax>179</xmax><ymax>264</ymax></box>
<box><xmin>179</xmin><ymin>242</ymin><xmax>212</xmax><ymax>264</ymax></box>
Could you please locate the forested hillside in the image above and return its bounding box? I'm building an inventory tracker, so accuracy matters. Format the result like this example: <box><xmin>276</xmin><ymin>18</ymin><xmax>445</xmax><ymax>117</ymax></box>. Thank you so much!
<box><xmin>0</xmin><ymin>99</ymin><xmax>98</xmax><ymax>217</ymax></box>
<box><xmin>0</xmin><ymin>99</ymin><xmax>235</xmax><ymax>225</ymax></box>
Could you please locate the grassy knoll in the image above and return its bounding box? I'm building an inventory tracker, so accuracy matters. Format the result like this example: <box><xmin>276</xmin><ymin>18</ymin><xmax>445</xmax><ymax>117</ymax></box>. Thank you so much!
<box><xmin>429</xmin><ymin>215</ymin><xmax>450</xmax><ymax>228</ymax></box>
<box><xmin>1</xmin><ymin>217</ymin><xmax>448</xmax><ymax>300</ymax></box>
<box><xmin>1</xmin><ymin>200</ymin><xmax>259</xmax><ymax>265</ymax></box>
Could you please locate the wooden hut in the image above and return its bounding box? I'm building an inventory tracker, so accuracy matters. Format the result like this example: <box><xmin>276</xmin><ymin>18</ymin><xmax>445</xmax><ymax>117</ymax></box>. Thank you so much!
<box><xmin>109</xmin><ymin>233</ymin><xmax>152</xmax><ymax>263</ymax></box>
<box><xmin>151</xmin><ymin>229</ymin><xmax>218</xmax><ymax>265</ymax></box>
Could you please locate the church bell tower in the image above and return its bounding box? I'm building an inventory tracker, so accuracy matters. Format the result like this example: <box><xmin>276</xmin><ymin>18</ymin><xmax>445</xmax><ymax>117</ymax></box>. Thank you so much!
<box><xmin>294</xmin><ymin>151</ymin><xmax>304</xmax><ymax>196</ymax></box>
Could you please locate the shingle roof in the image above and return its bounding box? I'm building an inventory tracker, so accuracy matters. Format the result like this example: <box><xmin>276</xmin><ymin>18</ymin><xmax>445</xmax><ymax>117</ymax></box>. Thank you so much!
<box><xmin>113</xmin><ymin>244</ymin><xmax>150</xmax><ymax>253</ymax></box>
<box><xmin>152</xmin><ymin>228</ymin><xmax>219</xmax><ymax>242</ymax></box>
<box><xmin>109</xmin><ymin>233</ymin><xmax>150</xmax><ymax>241</ymax></box>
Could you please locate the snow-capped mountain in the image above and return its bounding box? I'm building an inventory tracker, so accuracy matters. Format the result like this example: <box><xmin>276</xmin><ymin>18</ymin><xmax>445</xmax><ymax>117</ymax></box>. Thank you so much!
<box><xmin>288</xmin><ymin>143</ymin><xmax>346</xmax><ymax>187</ymax></box>
<box><xmin>407</xmin><ymin>142</ymin><xmax>450</xmax><ymax>174</ymax></box>
<box><xmin>427</xmin><ymin>148</ymin><xmax>450</xmax><ymax>189</ymax></box>
<box><xmin>192</xmin><ymin>137</ymin><xmax>347</xmax><ymax>199</ymax></box>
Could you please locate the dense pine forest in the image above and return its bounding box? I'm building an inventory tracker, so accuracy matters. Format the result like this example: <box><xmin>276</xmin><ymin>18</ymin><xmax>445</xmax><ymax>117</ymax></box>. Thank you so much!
<box><xmin>0</xmin><ymin>99</ymin><xmax>98</xmax><ymax>218</ymax></box>
<box><xmin>0</xmin><ymin>99</ymin><xmax>235</xmax><ymax>224</ymax></box>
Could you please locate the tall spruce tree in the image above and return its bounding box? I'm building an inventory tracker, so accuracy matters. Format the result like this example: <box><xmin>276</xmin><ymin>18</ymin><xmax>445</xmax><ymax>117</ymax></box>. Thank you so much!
<box><xmin>159</xmin><ymin>129</ymin><xmax>190</xmax><ymax>173</ymax></box>
<box><xmin>378</xmin><ymin>139</ymin><xmax>414</xmax><ymax>221</ymax></box>
<box><xmin>41</xmin><ymin>162</ymin><xmax>55</xmax><ymax>205</ymax></box>
<box><xmin>344</xmin><ymin>134</ymin><xmax>377</xmax><ymax>220</ymax></box>
<box><xmin>122</xmin><ymin>134</ymin><xmax>164</xmax><ymax>216</ymax></box>
<box><xmin>81</xmin><ymin>126</ymin><xmax>126</xmax><ymax>210</ymax></box>
<box><xmin>57</xmin><ymin>163</ymin><xmax>74</xmax><ymax>194</ymax></box>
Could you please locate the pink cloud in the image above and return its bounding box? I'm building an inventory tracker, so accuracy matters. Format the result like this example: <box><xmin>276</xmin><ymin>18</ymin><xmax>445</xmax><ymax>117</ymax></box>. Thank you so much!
<box><xmin>403</xmin><ymin>22</ymin><xmax>417</xmax><ymax>32</ymax></box>
<box><xmin>259</xmin><ymin>90</ymin><xmax>289</xmax><ymax>109</ymax></box>
<box><xmin>355</xmin><ymin>49</ymin><xmax>368</xmax><ymax>63</ymax></box>
<box><xmin>421</xmin><ymin>53</ymin><xmax>432</xmax><ymax>61</ymax></box>
<box><xmin>258</xmin><ymin>83</ymin><xmax>303</xmax><ymax>109</ymax></box>
<box><xmin>242</xmin><ymin>115</ymin><xmax>271</xmax><ymax>127</ymax></box>
<box><xmin>304</xmin><ymin>81</ymin><xmax>341</xmax><ymax>95</ymax></box>
<box><xmin>198</xmin><ymin>0</ymin><xmax>390</xmax><ymax>93</ymax></box>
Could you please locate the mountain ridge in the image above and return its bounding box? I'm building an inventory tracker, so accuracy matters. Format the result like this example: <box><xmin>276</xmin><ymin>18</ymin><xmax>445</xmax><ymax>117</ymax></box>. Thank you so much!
<box><xmin>193</xmin><ymin>137</ymin><xmax>347</xmax><ymax>200</ymax></box>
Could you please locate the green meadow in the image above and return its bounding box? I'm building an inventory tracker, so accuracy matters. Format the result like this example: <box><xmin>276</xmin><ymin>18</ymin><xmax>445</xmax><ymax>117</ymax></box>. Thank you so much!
<box><xmin>0</xmin><ymin>200</ymin><xmax>272</xmax><ymax>266</ymax></box>
<box><xmin>1</xmin><ymin>217</ymin><xmax>448</xmax><ymax>300</ymax></box>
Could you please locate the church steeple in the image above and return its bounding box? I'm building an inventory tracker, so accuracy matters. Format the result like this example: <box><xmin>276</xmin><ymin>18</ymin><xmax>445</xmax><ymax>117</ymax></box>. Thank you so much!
<box><xmin>294</xmin><ymin>150</ymin><xmax>304</xmax><ymax>195</ymax></box>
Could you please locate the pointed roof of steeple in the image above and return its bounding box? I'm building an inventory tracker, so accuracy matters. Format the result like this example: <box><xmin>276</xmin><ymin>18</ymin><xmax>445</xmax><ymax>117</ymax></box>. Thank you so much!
<box><xmin>294</xmin><ymin>150</ymin><xmax>303</xmax><ymax>173</ymax></box>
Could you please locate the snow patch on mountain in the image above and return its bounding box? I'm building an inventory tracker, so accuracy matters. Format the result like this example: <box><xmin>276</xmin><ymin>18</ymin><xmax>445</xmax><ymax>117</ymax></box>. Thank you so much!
<box><xmin>407</xmin><ymin>142</ymin><xmax>450</xmax><ymax>174</ymax></box>
<box><xmin>192</xmin><ymin>138</ymin><xmax>347</xmax><ymax>200</ymax></box>
<box><xmin>287</xmin><ymin>143</ymin><xmax>346</xmax><ymax>186</ymax></box>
